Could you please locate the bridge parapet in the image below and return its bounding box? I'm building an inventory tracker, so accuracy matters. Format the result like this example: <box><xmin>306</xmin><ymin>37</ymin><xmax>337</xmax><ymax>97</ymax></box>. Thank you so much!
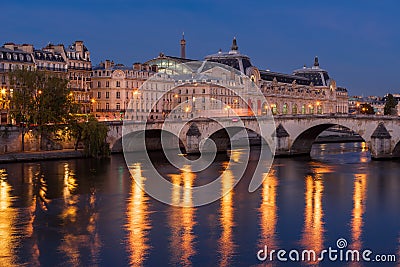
<box><xmin>106</xmin><ymin>115</ymin><xmax>400</xmax><ymax>159</ymax></box>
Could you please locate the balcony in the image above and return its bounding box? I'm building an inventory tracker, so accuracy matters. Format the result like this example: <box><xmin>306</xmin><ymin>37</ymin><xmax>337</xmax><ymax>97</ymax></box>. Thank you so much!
<box><xmin>37</xmin><ymin>66</ymin><xmax>68</xmax><ymax>72</ymax></box>
<box><xmin>69</xmin><ymin>67</ymin><xmax>92</xmax><ymax>71</ymax></box>
<box><xmin>95</xmin><ymin>109</ymin><xmax>126</xmax><ymax>113</ymax></box>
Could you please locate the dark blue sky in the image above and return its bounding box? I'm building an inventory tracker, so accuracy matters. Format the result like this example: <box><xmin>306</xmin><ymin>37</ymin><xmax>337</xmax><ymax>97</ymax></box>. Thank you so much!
<box><xmin>2</xmin><ymin>0</ymin><xmax>400</xmax><ymax>96</ymax></box>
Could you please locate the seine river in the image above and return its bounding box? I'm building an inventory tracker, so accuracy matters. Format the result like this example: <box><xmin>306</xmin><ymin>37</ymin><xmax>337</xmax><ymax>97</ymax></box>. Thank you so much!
<box><xmin>0</xmin><ymin>143</ymin><xmax>399</xmax><ymax>266</ymax></box>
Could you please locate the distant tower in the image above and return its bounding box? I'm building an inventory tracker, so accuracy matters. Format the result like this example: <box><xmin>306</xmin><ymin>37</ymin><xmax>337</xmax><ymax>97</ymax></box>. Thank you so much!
<box><xmin>229</xmin><ymin>37</ymin><xmax>239</xmax><ymax>55</ymax></box>
<box><xmin>180</xmin><ymin>32</ymin><xmax>186</xmax><ymax>59</ymax></box>
<box><xmin>314</xmin><ymin>56</ymin><xmax>319</xmax><ymax>67</ymax></box>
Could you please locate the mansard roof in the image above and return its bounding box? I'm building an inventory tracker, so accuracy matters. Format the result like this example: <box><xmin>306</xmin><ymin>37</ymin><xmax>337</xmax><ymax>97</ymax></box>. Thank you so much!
<box><xmin>0</xmin><ymin>47</ymin><xmax>34</xmax><ymax>63</ymax></box>
<box><xmin>33</xmin><ymin>50</ymin><xmax>65</xmax><ymax>62</ymax></box>
<box><xmin>259</xmin><ymin>70</ymin><xmax>310</xmax><ymax>85</ymax></box>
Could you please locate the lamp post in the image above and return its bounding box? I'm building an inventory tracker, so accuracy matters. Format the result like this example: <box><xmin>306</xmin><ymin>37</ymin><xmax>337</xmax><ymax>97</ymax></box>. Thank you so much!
<box><xmin>225</xmin><ymin>105</ymin><xmax>231</xmax><ymax>118</ymax></box>
<box><xmin>185</xmin><ymin>106</ymin><xmax>190</xmax><ymax>119</ymax></box>
<box><xmin>316</xmin><ymin>101</ymin><xmax>321</xmax><ymax>114</ymax></box>
<box><xmin>133</xmin><ymin>90</ymin><xmax>139</xmax><ymax>121</ymax></box>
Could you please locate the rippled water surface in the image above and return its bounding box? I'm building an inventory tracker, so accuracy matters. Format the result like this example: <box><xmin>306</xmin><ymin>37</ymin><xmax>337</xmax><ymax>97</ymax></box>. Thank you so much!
<box><xmin>0</xmin><ymin>142</ymin><xmax>399</xmax><ymax>266</ymax></box>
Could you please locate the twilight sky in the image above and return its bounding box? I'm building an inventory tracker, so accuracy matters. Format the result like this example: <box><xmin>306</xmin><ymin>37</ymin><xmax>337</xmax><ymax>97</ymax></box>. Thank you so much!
<box><xmin>1</xmin><ymin>0</ymin><xmax>400</xmax><ymax>96</ymax></box>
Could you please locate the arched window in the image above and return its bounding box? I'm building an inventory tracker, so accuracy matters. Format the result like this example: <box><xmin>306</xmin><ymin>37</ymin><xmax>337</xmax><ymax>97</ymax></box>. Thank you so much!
<box><xmin>301</xmin><ymin>104</ymin><xmax>306</xmax><ymax>114</ymax></box>
<box><xmin>283</xmin><ymin>103</ymin><xmax>288</xmax><ymax>114</ymax></box>
<box><xmin>271</xmin><ymin>104</ymin><xmax>277</xmax><ymax>115</ymax></box>
<box><xmin>292</xmin><ymin>104</ymin><xmax>298</xmax><ymax>114</ymax></box>
<box><xmin>262</xmin><ymin>102</ymin><xmax>268</xmax><ymax>115</ymax></box>
<box><xmin>308</xmin><ymin>104</ymin><xmax>314</xmax><ymax>114</ymax></box>
<box><xmin>317</xmin><ymin>105</ymin><xmax>323</xmax><ymax>114</ymax></box>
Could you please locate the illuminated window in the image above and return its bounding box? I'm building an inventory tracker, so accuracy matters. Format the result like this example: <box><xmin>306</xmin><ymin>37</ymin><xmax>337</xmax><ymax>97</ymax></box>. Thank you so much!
<box><xmin>283</xmin><ymin>103</ymin><xmax>288</xmax><ymax>114</ymax></box>
<box><xmin>292</xmin><ymin>104</ymin><xmax>298</xmax><ymax>114</ymax></box>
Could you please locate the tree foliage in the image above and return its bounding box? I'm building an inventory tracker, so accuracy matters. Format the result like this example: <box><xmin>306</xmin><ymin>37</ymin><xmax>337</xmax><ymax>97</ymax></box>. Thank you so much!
<box><xmin>384</xmin><ymin>94</ymin><xmax>398</xmax><ymax>115</ymax></box>
<box><xmin>359</xmin><ymin>103</ymin><xmax>375</xmax><ymax>115</ymax></box>
<box><xmin>8</xmin><ymin>68</ymin><xmax>109</xmax><ymax>157</ymax></box>
<box><xmin>9</xmin><ymin>68</ymin><xmax>76</xmax><ymax>128</ymax></box>
<box><xmin>81</xmin><ymin>116</ymin><xmax>110</xmax><ymax>158</ymax></box>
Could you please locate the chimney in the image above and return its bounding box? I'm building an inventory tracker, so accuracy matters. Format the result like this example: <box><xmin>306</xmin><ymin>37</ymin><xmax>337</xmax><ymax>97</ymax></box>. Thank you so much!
<box><xmin>142</xmin><ymin>63</ymin><xmax>149</xmax><ymax>71</ymax></box>
<box><xmin>180</xmin><ymin>32</ymin><xmax>186</xmax><ymax>59</ymax></box>
<box><xmin>104</xmin><ymin>60</ymin><xmax>112</xmax><ymax>69</ymax></box>
<box><xmin>4</xmin><ymin>43</ymin><xmax>16</xmax><ymax>50</ymax></box>
<box><xmin>75</xmin><ymin>41</ymin><xmax>83</xmax><ymax>52</ymax></box>
<box><xmin>151</xmin><ymin>64</ymin><xmax>158</xmax><ymax>72</ymax></box>
<box><xmin>19</xmin><ymin>44</ymin><xmax>34</xmax><ymax>53</ymax></box>
<box><xmin>133</xmin><ymin>62</ymin><xmax>141</xmax><ymax>70</ymax></box>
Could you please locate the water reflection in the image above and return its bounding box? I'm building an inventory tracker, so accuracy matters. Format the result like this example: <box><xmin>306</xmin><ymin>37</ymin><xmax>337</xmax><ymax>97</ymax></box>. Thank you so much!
<box><xmin>311</xmin><ymin>142</ymin><xmax>371</xmax><ymax>164</ymax></box>
<box><xmin>126</xmin><ymin>163</ymin><xmax>151</xmax><ymax>267</ymax></box>
<box><xmin>58</xmin><ymin>162</ymin><xmax>101</xmax><ymax>266</ymax></box>
<box><xmin>219</xmin><ymin>162</ymin><xmax>235</xmax><ymax>267</ymax></box>
<box><xmin>351</xmin><ymin>174</ymin><xmax>367</xmax><ymax>251</ymax></box>
<box><xmin>0</xmin><ymin>169</ymin><xmax>16</xmax><ymax>266</ymax></box>
<box><xmin>169</xmin><ymin>165</ymin><xmax>196</xmax><ymax>266</ymax></box>
<box><xmin>0</xmin><ymin>147</ymin><xmax>399</xmax><ymax>266</ymax></box>
<box><xmin>258</xmin><ymin>169</ymin><xmax>278</xmax><ymax>252</ymax></box>
<box><xmin>300</xmin><ymin>171</ymin><xmax>325</xmax><ymax>264</ymax></box>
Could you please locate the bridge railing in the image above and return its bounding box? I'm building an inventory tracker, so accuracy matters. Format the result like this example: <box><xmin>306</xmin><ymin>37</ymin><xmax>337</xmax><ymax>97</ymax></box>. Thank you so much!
<box><xmin>102</xmin><ymin>113</ymin><xmax>400</xmax><ymax>126</ymax></box>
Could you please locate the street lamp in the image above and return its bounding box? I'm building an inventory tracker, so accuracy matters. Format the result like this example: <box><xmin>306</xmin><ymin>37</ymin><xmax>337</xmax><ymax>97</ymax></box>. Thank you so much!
<box><xmin>133</xmin><ymin>90</ymin><xmax>140</xmax><ymax>121</ymax></box>
<box><xmin>185</xmin><ymin>106</ymin><xmax>190</xmax><ymax>119</ymax></box>
<box><xmin>316</xmin><ymin>101</ymin><xmax>321</xmax><ymax>114</ymax></box>
<box><xmin>225</xmin><ymin>105</ymin><xmax>231</xmax><ymax>118</ymax></box>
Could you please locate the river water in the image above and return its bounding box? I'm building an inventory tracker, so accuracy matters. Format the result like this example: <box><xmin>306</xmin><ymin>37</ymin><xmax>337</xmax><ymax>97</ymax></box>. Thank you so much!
<box><xmin>0</xmin><ymin>142</ymin><xmax>399</xmax><ymax>266</ymax></box>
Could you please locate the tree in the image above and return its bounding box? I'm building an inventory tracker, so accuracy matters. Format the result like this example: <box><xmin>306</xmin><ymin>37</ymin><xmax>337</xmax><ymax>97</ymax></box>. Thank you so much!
<box><xmin>9</xmin><ymin>68</ymin><xmax>77</xmax><ymax>151</ymax></box>
<box><xmin>384</xmin><ymin>94</ymin><xmax>398</xmax><ymax>115</ymax></box>
<box><xmin>360</xmin><ymin>103</ymin><xmax>375</xmax><ymax>115</ymax></box>
<box><xmin>9</xmin><ymin>68</ymin><xmax>44</xmax><ymax>151</ymax></box>
<box><xmin>81</xmin><ymin>116</ymin><xmax>110</xmax><ymax>158</ymax></box>
<box><xmin>9</xmin><ymin>68</ymin><xmax>110</xmax><ymax>157</ymax></box>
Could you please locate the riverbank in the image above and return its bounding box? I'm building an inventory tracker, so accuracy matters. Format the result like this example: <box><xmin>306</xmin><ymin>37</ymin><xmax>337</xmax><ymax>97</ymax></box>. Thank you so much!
<box><xmin>0</xmin><ymin>149</ymin><xmax>85</xmax><ymax>164</ymax></box>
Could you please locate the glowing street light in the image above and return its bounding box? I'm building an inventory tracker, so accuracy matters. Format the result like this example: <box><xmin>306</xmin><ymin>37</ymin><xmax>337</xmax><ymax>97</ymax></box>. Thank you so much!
<box><xmin>225</xmin><ymin>105</ymin><xmax>231</xmax><ymax>118</ymax></box>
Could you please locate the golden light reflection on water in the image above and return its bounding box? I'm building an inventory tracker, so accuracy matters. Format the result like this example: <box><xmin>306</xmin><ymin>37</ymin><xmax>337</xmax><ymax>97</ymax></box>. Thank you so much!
<box><xmin>361</xmin><ymin>142</ymin><xmax>368</xmax><ymax>152</ymax></box>
<box><xmin>301</xmin><ymin>173</ymin><xmax>325</xmax><ymax>264</ymax></box>
<box><xmin>126</xmin><ymin>163</ymin><xmax>151</xmax><ymax>267</ymax></box>
<box><xmin>219</xmin><ymin>162</ymin><xmax>235</xmax><ymax>267</ymax></box>
<box><xmin>58</xmin><ymin>163</ymin><xmax>101</xmax><ymax>266</ymax></box>
<box><xmin>351</xmin><ymin>174</ymin><xmax>367</xmax><ymax>251</ymax></box>
<box><xmin>0</xmin><ymin>170</ymin><xmax>16</xmax><ymax>267</ymax></box>
<box><xmin>229</xmin><ymin>149</ymin><xmax>242</xmax><ymax>163</ymax></box>
<box><xmin>169</xmin><ymin>165</ymin><xmax>196</xmax><ymax>267</ymax></box>
<box><xmin>258</xmin><ymin>169</ymin><xmax>278</xmax><ymax>253</ymax></box>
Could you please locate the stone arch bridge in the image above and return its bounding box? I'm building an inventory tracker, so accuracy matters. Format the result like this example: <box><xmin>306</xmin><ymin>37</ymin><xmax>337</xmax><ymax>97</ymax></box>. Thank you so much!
<box><xmin>106</xmin><ymin>115</ymin><xmax>400</xmax><ymax>159</ymax></box>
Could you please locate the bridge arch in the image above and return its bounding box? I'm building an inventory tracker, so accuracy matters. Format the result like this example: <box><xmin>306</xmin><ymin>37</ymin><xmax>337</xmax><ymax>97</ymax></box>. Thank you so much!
<box><xmin>289</xmin><ymin>123</ymin><xmax>367</xmax><ymax>155</ymax></box>
<box><xmin>204</xmin><ymin>126</ymin><xmax>271</xmax><ymax>152</ymax></box>
<box><xmin>177</xmin><ymin>118</ymin><xmax>275</xmax><ymax>154</ymax></box>
<box><xmin>111</xmin><ymin>129</ymin><xmax>185</xmax><ymax>153</ymax></box>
